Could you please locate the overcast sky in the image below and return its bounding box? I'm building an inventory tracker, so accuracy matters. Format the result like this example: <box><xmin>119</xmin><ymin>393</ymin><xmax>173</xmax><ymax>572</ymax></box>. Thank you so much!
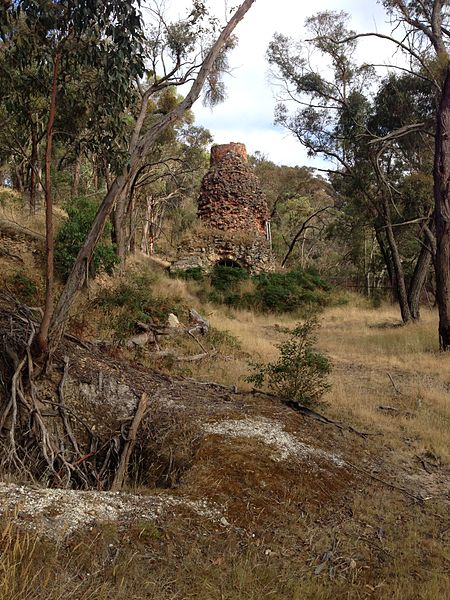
<box><xmin>167</xmin><ymin>1</ymin><xmax>397</xmax><ymax>168</ymax></box>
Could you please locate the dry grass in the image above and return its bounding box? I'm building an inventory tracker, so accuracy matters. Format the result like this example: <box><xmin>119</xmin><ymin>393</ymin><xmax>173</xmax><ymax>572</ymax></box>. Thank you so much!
<box><xmin>0</xmin><ymin>190</ymin><xmax>67</xmax><ymax>237</ymax></box>
<box><xmin>186</xmin><ymin>297</ymin><xmax>449</xmax><ymax>464</ymax></box>
<box><xmin>316</xmin><ymin>302</ymin><xmax>450</xmax><ymax>462</ymax></box>
<box><xmin>74</xmin><ymin>263</ymin><xmax>450</xmax><ymax>465</ymax></box>
<box><xmin>0</xmin><ymin>230</ymin><xmax>448</xmax><ymax>599</ymax></box>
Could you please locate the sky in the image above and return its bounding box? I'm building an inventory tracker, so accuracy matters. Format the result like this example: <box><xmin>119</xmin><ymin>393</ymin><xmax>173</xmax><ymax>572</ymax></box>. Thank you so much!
<box><xmin>166</xmin><ymin>1</ymin><xmax>398</xmax><ymax>169</ymax></box>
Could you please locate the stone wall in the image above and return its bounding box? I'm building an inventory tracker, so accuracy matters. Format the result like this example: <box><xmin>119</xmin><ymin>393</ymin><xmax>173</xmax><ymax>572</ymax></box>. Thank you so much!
<box><xmin>171</xmin><ymin>229</ymin><xmax>274</xmax><ymax>275</ymax></box>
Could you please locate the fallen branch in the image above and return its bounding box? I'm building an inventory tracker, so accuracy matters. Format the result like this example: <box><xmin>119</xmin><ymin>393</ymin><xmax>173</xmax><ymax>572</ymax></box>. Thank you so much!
<box><xmin>176</xmin><ymin>378</ymin><xmax>376</xmax><ymax>438</ymax></box>
<box><xmin>151</xmin><ymin>350</ymin><xmax>217</xmax><ymax>362</ymax></box>
<box><xmin>387</xmin><ymin>372</ymin><xmax>402</xmax><ymax>395</ymax></box>
<box><xmin>111</xmin><ymin>392</ymin><xmax>148</xmax><ymax>491</ymax></box>
<box><xmin>243</xmin><ymin>388</ymin><xmax>376</xmax><ymax>438</ymax></box>
<box><xmin>0</xmin><ymin>218</ymin><xmax>45</xmax><ymax>242</ymax></box>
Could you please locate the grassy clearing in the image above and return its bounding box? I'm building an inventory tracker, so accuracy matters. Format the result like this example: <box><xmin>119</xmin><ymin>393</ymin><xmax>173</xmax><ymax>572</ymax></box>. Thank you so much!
<box><xmin>73</xmin><ymin>263</ymin><xmax>450</xmax><ymax>463</ymax></box>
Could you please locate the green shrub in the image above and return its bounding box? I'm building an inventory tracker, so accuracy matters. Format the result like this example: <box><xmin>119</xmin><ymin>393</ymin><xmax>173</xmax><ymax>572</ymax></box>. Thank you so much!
<box><xmin>55</xmin><ymin>196</ymin><xmax>118</xmax><ymax>280</ymax></box>
<box><xmin>210</xmin><ymin>265</ymin><xmax>249</xmax><ymax>291</ymax></box>
<box><xmin>95</xmin><ymin>272</ymin><xmax>186</xmax><ymax>340</ymax></box>
<box><xmin>250</xmin><ymin>269</ymin><xmax>330</xmax><ymax>313</ymax></box>
<box><xmin>170</xmin><ymin>267</ymin><xmax>205</xmax><ymax>282</ymax></box>
<box><xmin>170</xmin><ymin>263</ymin><xmax>331</xmax><ymax>314</ymax></box>
<box><xmin>247</xmin><ymin>318</ymin><xmax>331</xmax><ymax>407</ymax></box>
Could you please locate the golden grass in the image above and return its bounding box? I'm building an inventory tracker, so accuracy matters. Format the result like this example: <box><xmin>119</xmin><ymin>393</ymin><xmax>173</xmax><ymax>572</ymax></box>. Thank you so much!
<box><xmin>81</xmin><ymin>262</ymin><xmax>450</xmax><ymax>465</ymax></box>
<box><xmin>0</xmin><ymin>192</ymin><xmax>67</xmax><ymax>237</ymax></box>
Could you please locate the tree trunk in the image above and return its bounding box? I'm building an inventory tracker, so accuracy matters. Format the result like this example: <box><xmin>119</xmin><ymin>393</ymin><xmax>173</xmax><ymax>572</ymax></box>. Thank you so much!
<box><xmin>407</xmin><ymin>219</ymin><xmax>435</xmax><ymax>321</ymax></box>
<box><xmin>29</xmin><ymin>129</ymin><xmax>38</xmax><ymax>214</ymax></box>
<box><xmin>375</xmin><ymin>228</ymin><xmax>396</xmax><ymax>301</ymax></box>
<box><xmin>113</xmin><ymin>186</ymin><xmax>129</xmax><ymax>267</ymax></box>
<box><xmin>382</xmin><ymin>199</ymin><xmax>412</xmax><ymax>323</ymax></box>
<box><xmin>12</xmin><ymin>161</ymin><xmax>25</xmax><ymax>193</ymax></box>
<box><xmin>37</xmin><ymin>49</ymin><xmax>61</xmax><ymax>355</ymax></box>
<box><xmin>72</xmin><ymin>150</ymin><xmax>82</xmax><ymax>198</ymax></box>
<box><xmin>434</xmin><ymin>60</ymin><xmax>450</xmax><ymax>350</ymax></box>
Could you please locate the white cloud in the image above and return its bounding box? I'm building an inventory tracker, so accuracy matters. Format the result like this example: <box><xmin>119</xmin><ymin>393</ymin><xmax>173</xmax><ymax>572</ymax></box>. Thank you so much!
<box><xmin>161</xmin><ymin>1</ymin><xmax>401</xmax><ymax>168</ymax></box>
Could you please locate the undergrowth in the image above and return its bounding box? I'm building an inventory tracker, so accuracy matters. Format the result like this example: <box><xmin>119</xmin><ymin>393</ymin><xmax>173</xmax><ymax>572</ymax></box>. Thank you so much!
<box><xmin>174</xmin><ymin>265</ymin><xmax>332</xmax><ymax>314</ymax></box>
<box><xmin>55</xmin><ymin>196</ymin><xmax>118</xmax><ymax>280</ymax></box>
<box><xmin>94</xmin><ymin>272</ymin><xmax>187</xmax><ymax>341</ymax></box>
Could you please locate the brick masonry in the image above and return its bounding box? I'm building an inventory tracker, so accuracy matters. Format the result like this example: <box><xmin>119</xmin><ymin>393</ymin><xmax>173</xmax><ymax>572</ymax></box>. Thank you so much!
<box><xmin>171</xmin><ymin>143</ymin><xmax>275</xmax><ymax>275</ymax></box>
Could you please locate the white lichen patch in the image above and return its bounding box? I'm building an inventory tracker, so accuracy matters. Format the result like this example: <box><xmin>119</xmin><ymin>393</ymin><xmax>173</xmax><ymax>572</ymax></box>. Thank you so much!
<box><xmin>203</xmin><ymin>417</ymin><xmax>345</xmax><ymax>468</ymax></box>
<box><xmin>0</xmin><ymin>482</ymin><xmax>223</xmax><ymax>539</ymax></box>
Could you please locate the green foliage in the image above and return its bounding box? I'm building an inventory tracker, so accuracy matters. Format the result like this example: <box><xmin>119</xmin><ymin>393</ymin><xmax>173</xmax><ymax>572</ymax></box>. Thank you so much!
<box><xmin>250</xmin><ymin>269</ymin><xmax>330</xmax><ymax>313</ymax></box>
<box><xmin>172</xmin><ymin>265</ymin><xmax>331</xmax><ymax>313</ymax></box>
<box><xmin>247</xmin><ymin>318</ymin><xmax>331</xmax><ymax>407</ymax></box>
<box><xmin>209</xmin><ymin>265</ymin><xmax>332</xmax><ymax>313</ymax></box>
<box><xmin>95</xmin><ymin>272</ymin><xmax>186</xmax><ymax>341</ymax></box>
<box><xmin>55</xmin><ymin>196</ymin><xmax>118</xmax><ymax>280</ymax></box>
<box><xmin>171</xmin><ymin>267</ymin><xmax>205</xmax><ymax>282</ymax></box>
<box><xmin>210</xmin><ymin>265</ymin><xmax>249</xmax><ymax>291</ymax></box>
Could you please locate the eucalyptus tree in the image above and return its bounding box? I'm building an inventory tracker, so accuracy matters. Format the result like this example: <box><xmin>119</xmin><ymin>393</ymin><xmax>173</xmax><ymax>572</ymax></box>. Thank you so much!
<box><xmin>47</xmin><ymin>0</ymin><xmax>256</xmax><ymax>358</ymax></box>
<box><xmin>378</xmin><ymin>0</ymin><xmax>450</xmax><ymax>347</ymax></box>
<box><xmin>268</xmin><ymin>11</ymin><xmax>436</xmax><ymax>323</ymax></box>
<box><xmin>296</xmin><ymin>1</ymin><xmax>450</xmax><ymax>346</ymax></box>
<box><xmin>2</xmin><ymin>0</ymin><xmax>146</xmax><ymax>354</ymax></box>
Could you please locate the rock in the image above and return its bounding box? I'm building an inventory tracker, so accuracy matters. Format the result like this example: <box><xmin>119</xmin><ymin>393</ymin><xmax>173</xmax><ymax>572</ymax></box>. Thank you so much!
<box><xmin>167</xmin><ymin>313</ymin><xmax>182</xmax><ymax>328</ymax></box>
<box><xmin>169</xmin><ymin>255</ymin><xmax>204</xmax><ymax>274</ymax></box>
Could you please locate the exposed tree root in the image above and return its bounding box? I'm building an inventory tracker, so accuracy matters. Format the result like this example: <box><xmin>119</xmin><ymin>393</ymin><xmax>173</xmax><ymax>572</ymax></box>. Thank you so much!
<box><xmin>0</xmin><ymin>295</ymin><xmax>148</xmax><ymax>490</ymax></box>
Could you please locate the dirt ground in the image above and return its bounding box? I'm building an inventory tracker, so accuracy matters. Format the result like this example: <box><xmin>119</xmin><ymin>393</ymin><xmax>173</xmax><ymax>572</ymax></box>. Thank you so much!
<box><xmin>0</xmin><ymin>220</ymin><xmax>448</xmax><ymax>600</ymax></box>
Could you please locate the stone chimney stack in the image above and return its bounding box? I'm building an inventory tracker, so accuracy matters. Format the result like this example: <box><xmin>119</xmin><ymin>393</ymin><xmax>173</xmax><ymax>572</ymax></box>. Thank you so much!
<box><xmin>170</xmin><ymin>142</ymin><xmax>275</xmax><ymax>275</ymax></box>
<box><xmin>210</xmin><ymin>142</ymin><xmax>248</xmax><ymax>164</ymax></box>
<box><xmin>197</xmin><ymin>142</ymin><xmax>269</xmax><ymax>237</ymax></box>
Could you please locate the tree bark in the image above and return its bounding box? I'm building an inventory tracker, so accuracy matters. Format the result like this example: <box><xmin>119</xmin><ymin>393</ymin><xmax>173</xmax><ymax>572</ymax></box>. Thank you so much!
<box><xmin>382</xmin><ymin>198</ymin><xmax>412</xmax><ymax>323</ymax></box>
<box><xmin>113</xmin><ymin>190</ymin><xmax>128</xmax><ymax>267</ymax></box>
<box><xmin>29</xmin><ymin>128</ymin><xmax>38</xmax><ymax>214</ymax></box>
<box><xmin>434</xmin><ymin>60</ymin><xmax>450</xmax><ymax>350</ymax></box>
<box><xmin>375</xmin><ymin>227</ymin><xmax>395</xmax><ymax>297</ymax></box>
<box><xmin>37</xmin><ymin>49</ymin><xmax>61</xmax><ymax>355</ymax></box>
<box><xmin>47</xmin><ymin>0</ymin><xmax>256</xmax><ymax>357</ymax></box>
<box><xmin>408</xmin><ymin>219</ymin><xmax>435</xmax><ymax>321</ymax></box>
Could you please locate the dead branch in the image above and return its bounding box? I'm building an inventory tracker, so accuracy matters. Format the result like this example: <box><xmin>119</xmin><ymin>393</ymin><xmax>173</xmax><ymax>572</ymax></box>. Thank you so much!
<box><xmin>58</xmin><ymin>356</ymin><xmax>81</xmax><ymax>458</ymax></box>
<box><xmin>387</xmin><ymin>372</ymin><xmax>402</xmax><ymax>395</ymax></box>
<box><xmin>151</xmin><ymin>350</ymin><xmax>217</xmax><ymax>362</ymax></box>
<box><xmin>111</xmin><ymin>392</ymin><xmax>148</xmax><ymax>491</ymax></box>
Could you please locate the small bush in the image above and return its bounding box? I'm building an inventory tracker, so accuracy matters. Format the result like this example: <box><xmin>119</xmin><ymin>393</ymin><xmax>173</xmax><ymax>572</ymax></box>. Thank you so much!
<box><xmin>210</xmin><ymin>265</ymin><xmax>249</xmax><ymax>291</ymax></box>
<box><xmin>55</xmin><ymin>196</ymin><xmax>118</xmax><ymax>280</ymax></box>
<box><xmin>247</xmin><ymin>318</ymin><xmax>331</xmax><ymax>407</ymax></box>
<box><xmin>95</xmin><ymin>272</ymin><xmax>186</xmax><ymax>340</ymax></box>
<box><xmin>171</xmin><ymin>267</ymin><xmax>205</xmax><ymax>282</ymax></box>
<box><xmin>250</xmin><ymin>269</ymin><xmax>330</xmax><ymax>313</ymax></box>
